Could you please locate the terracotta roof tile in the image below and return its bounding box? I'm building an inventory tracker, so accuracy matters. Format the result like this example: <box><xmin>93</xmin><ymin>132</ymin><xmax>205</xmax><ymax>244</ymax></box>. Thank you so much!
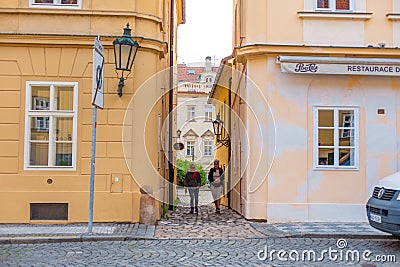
<box><xmin>177</xmin><ymin>64</ymin><xmax>219</xmax><ymax>83</ymax></box>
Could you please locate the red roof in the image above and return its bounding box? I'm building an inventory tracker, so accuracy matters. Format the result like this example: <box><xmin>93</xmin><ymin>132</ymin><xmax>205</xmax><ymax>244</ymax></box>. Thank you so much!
<box><xmin>177</xmin><ymin>64</ymin><xmax>219</xmax><ymax>83</ymax></box>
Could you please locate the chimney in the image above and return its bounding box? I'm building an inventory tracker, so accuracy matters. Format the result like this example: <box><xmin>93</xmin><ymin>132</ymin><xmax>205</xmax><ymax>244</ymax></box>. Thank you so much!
<box><xmin>205</xmin><ymin>56</ymin><xmax>212</xmax><ymax>72</ymax></box>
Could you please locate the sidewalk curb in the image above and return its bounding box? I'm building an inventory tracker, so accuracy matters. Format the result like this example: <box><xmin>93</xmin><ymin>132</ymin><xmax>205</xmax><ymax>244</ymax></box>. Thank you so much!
<box><xmin>288</xmin><ymin>233</ymin><xmax>396</xmax><ymax>240</ymax></box>
<box><xmin>250</xmin><ymin>222</ymin><xmax>395</xmax><ymax>240</ymax></box>
<box><xmin>0</xmin><ymin>233</ymin><xmax>395</xmax><ymax>244</ymax></box>
<box><xmin>0</xmin><ymin>235</ymin><xmax>158</xmax><ymax>244</ymax></box>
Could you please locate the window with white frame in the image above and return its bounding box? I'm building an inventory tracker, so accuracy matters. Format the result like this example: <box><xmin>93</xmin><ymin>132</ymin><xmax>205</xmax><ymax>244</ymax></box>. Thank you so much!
<box><xmin>30</xmin><ymin>0</ymin><xmax>81</xmax><ymax>9</ymax></box>
<box><xmin>204</xmin><ymin>140</ymin><xmax>213</xmax><ymax>156</ymax></box>
<box><xmin>25</xmin><ymin>82</ymin><xmax>78</xmax><ymax>169</ymax></box>
<box><xmin>204</xmin><ymin>106</ymin><xmax>213</xmax><ymax>121</ymax></box>
<box><xmin>316</xmin><ymin>0</ymin><xmax>352</xmax><ymax>11</ymax></box>
<box><xmin>187</xmin><ymin>106</ymin><xmax>196</xmax><ymax>121</ymax></box>
<box><xmin>186</xmin><ymin>141</ymin><xmax>195</xmax><ymax>157</ymax></box>
<box><xmin>315</xmin><ymin>107</ymin><xmax>358</xmax><ymax>169</ymax></box>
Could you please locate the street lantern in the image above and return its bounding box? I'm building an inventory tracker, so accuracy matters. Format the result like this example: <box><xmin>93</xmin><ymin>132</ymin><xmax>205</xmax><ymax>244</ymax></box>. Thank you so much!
<box><xmin>113</xmin><ymin>23</ymin><xmax>140</xmax><ymax>97</ymax></box>
<box><xmin>212</xmin><ymin>113</ymin><xmax>230</xmax><ymax>147</ymax></box>
<box><xmin>212</xmin><ymin>113</ymin><xmax>223</xmax><ymax>136</ymax></box>
<box><xmin>177</xmin><ymin>129</ymin><xmax>182</xmax><ymax>139</ymax></box>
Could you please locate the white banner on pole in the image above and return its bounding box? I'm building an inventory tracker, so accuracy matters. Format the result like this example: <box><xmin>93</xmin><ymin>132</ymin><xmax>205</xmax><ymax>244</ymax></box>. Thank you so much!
<box><xmin>92</xmin><ymin>37</ymin><xmax>104</xmax><ymax>109</ymax></box>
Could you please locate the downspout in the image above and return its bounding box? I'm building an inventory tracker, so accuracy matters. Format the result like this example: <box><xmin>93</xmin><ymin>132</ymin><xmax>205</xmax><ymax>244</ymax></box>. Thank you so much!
<box><xmin>168</xmin><ymin>0</ymin><xmax>175</xmax><ymax>210</ymax></box>
<box><xmin>227</xmin><ymin>77</ymin><xmax>232</xmax><ymax>209</ymax></box>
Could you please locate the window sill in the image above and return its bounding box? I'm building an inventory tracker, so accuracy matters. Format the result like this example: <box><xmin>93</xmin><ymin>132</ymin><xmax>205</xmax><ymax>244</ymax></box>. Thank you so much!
<box><xmin>25</xmin><ymin>166</ymin><xmax>76</xmax><ymax>171</ymax></box>
<box><xmin>314</xmin><ymin>166</ymin><xmax>359</xmax><ymax>171</ymax></box>
<box><xmin>298</xmin><ymin>11</ymin><xmax>372</xmax><ymax>20</ymax></box>
<box><xmin>387</xmin><ymin>13</ymin><xmax>400</xmax><ymax>21</ymax></box>
<box><xmin>30</xmin><ymin>4</ymin><xmax>81</xmax><ymax>10</ymax></box>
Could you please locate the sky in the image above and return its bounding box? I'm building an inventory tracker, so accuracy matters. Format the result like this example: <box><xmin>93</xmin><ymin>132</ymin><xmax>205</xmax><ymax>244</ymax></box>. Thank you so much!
<box><xmin>177</xmin><ymin>0</ymin><xmax>233</xmax><ymax>65</ymax></box>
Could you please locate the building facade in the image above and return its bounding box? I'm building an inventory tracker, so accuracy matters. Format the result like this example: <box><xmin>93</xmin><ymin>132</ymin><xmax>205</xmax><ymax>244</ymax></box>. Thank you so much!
<box><xmin>0</xmin><ymin>0</ymin><xmax>184</xmax><ymax>223</ymax></box>
<box><xmin>176</xmin><ymin>57</ymin><xmax>217</xmax><ymax>171</ymax></box>
<box><xmin>210</xmin><ymin>0</ymin><xmax>400</xmax><ymax>222</ymax></box>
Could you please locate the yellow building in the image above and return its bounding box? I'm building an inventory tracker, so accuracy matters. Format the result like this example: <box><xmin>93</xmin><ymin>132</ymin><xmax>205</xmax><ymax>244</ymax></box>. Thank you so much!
<box><xmin>0</xmin><ymin>0</ymin><xmax>184</xmax><ymax>223</ymax></box>
<box><xmin>210</xmin><ymin>0</ymin><xmax>400</xmax><ymax>222</ymax></box>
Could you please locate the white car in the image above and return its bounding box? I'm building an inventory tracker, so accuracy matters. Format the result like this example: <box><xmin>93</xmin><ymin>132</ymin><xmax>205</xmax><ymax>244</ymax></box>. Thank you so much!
<box><xmin>366</xmin><ymin>172</ymin><xmax>400</xmax><ymax>237</ymax></box>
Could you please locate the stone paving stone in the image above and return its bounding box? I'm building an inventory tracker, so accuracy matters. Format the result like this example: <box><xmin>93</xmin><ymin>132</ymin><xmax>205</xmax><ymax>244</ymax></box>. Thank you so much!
<box><xmin>1</xmin><ymin>238</ymin><xmax>399</xmax><ymax>266</ymax></box>
<box><xmin>0</xmin><ymin>225</ymin><xmax>116</xmax><ymax>236</ymax></box>
<box><xmin>0</xmin><ymin>223</ymin><xmax>153</xmax><ymax>239</ymax></box>
<box><xmin>176</xmin><ymin>188</ymin><xmax>215</xmax><ymax>207</ymax></box>
<box><xmin>254</xmin><ymin>222</ymin><xmax>391</xmax><ymax>238</ymax></box>
<box><xmin>155</xmin><ymin>203</ymin><xmax>265</xmax><ymax>239</ymax></box>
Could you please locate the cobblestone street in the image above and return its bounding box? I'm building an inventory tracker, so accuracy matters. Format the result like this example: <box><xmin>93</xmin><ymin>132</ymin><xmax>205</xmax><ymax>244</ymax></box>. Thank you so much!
<box><xmin>1</xmin><ymin>238</ymin><xmax>399</xmax><ymax>266</ymax></box>
<box><xmin>155</xmin><ymin>189</ymin><xmax>264</xmax><ymax>239</ymax></box>
<box><xmin>1</xmin><ymin>191</ymin><xmax>400</xmax><ymax>266</ymax></box>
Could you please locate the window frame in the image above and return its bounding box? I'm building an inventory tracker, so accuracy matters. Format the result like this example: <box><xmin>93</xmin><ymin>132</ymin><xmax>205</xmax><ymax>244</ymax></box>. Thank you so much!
<box><xmin>29</xmin><ymin>0</ymin><xmax>82</xmax><ymax>9</ymax></box>
<box><xmin>203</xmin><ymin>140</ymin><xmax>213</xmax><ymax>157</ymax></box>
<box><xmin>187</xmin><ymin>105</ymin><xmax>196</xmax><ymax>121</ymax></box>
<box><xmin>204</xmin><ymin>105</ymin><xmax>213</xmax><ymax>122</ymax></box>
<box><xmin>186</xmin><ymin>141</ymin><xmax>195</xmax><ymax>157</ymax></box>
<box><xmin>315</xmin><ymin>0</ymin><xmax>354</xmax><ymax>11</ymax></box>
<box><xmin>314</xmin><ymin>106</ymin><xmax>359</xmax><ymax>170</ymax></box>
<box><xmin>24</xmin><ymin>81</ymin><xmax>78</xmax><ymax>170</ymax></box>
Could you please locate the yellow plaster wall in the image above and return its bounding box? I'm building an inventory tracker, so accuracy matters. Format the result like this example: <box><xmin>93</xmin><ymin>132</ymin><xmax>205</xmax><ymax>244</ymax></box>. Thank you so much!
<box><xmin>266</xmin><ymin>0</ymin><xmax>303</xmax><ymax>44</ymax></box>
<box><xmin>365</xmin><ymin>0</ymin><xmax>393</xmax><ymax>47</ymax></box>
<box><xmin>0</xmin><ymin>0</ymin><xmax>178</xmax><ymax>223</ymax></box>
<box><xmin>238</xmin><ymin>0</ymin><xmax>396</xmax><ymax>48</ymax></box>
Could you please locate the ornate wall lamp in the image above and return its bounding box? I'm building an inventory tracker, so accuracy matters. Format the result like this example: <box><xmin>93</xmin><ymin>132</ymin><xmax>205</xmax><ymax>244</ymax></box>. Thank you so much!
<box><xmin>212</xmin><ymin>113</ymin><xmax>230</xmax><ymax>147</ymax></box>
<box><xmin>113</xmin><ymin>23</ymin><xmax>140</xmax><ymax>97</ymax></box>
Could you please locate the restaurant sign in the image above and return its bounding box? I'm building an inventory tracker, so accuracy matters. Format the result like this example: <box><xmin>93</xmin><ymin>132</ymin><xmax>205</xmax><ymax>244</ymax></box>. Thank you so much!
<box><xmin>278</xmin><ymin>56</ymin><xmax>400</xmax><ymax>77</ymax></box>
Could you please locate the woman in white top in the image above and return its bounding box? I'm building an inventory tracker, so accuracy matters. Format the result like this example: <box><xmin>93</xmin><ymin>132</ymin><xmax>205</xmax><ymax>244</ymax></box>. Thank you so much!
<box><xmin>208</xmin><ymin>159</ymin><xmax>224</xmax><ymax>213</ymax></box>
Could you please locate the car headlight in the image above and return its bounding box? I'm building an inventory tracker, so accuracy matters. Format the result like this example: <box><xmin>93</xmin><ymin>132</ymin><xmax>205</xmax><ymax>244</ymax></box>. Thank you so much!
<box><xmin>397</xmin><ymin>193</ymin><xmax>400</xmax><ymax>200</ymax></box>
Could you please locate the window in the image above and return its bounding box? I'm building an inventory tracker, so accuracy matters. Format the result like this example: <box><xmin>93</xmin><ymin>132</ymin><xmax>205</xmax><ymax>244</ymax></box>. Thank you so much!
<box><xmin>204</xmin><ymin>106</ymin><xmax>213</xmax><ymax>121</ymax></box>
<box><xmin>25</xmin><ymin>82</ymin><xmax>78</xmax><ymax>169</ymax></box>
<box><xmin>30</xmin><ymin>0</ymin><xmax>81</xmax><ymax>8</ymax></box>
<box><xmin>204</xmin><ymin>140</ymin><xmax>213</xmax><ymax>156</ymax></box>
<box><xmin>187</xmin><ymin>106</ymin><xmax>196</xmax><ymax>121</ymax></box>
<box><xmin>315</xmin><ymin>107</ymin><xmax>358</xmax><ymax>169</ymax></box>
<box><xmin>316</xmin><ymin>0</ymin><xmax>351</xmax><ymax>11</ymax></box>
<box><xmin>30</xmin><ymin>203</ymin><xmax>68</xmax><ymax>220</ymax></box>
<box><xmin>186</xmin><ymin>141</ymin><xmax>195</xmax><ymax>157</ymax></box>
<box><xmin>188</xmin><ymin>70</ymin><xmax>195</xmax><ymax>75</ymax></box>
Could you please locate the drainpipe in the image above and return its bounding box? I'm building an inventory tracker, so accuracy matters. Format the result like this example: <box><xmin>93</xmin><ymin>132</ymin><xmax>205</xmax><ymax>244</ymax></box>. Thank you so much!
<box><xmin>168</xmin><ymin>0</ymin><xmax>175</xmax><ymax>210</ymax></box>
<box><xmin>227</xmin><ymin>77</ymin><xmax>232</xmax><ymax>209</ymax></box>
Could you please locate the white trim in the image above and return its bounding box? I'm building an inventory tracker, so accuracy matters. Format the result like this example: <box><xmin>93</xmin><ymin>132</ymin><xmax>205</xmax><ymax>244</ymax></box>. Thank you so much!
<box><xmin>203</xmin><ymin>140</ymin><xmax>213</xmax><ymax>157</ymax></box>
<box><xmin>298</xmin><ymin>12</ymin><xmax>372</xmax><ymax>20</ymax></box>
<box><xmin>186</xmin><ymin>140</ymin><xmax>195</xmax><ymax>157</ymax></box>
<box><xmin>24</xmin><ymin>81</ymin><xmax>78</xmax><ymax>171</ymax></box>
<box><xmin>29</xmin><ymin>0</ymin><xmax>82</xmax><ymax>9</ymax></box>
<box><xmin>387</xmin><ymin>13</ymin><xmax>400</xmax><ymax>20</ymax></box>
<box><xmin>186</xmin><ymin>105</ymin><xmax>196</xmax><ymax>121</ymax></box>
<box><xmin>278</xmin><ymin>56</ymin><xmax>400</xmax><ymax>65</ymax></box>
<box><xmin>313</xmin><ymin>106</ymin><xmax>359</xmax><ymax>170</ymax></box>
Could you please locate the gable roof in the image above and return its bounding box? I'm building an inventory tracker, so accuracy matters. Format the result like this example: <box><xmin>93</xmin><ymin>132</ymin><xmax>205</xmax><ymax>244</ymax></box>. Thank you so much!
<box><xmin>182</xmin><ymin>129</ymin><xmax>199</xmax><ymax>137</ymax></box>
<box><xmin>201</xmin><ymin>129</ymin><xmax>214</xmax><ymax>137</ymax></box>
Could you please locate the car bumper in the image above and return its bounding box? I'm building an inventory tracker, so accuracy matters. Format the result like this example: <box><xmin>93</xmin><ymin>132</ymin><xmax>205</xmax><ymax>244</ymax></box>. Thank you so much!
<box><xmin>366</xmin><ymin>197</ymin><xmax>400</xmax><ymax>235</ymax></box>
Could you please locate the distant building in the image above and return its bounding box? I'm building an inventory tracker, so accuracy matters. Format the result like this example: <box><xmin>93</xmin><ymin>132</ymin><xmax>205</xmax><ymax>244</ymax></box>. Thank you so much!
<box><xmin>177</xmin><ymin>57</ymin><xmax>218</xmax><ymax>171</ymax></box>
